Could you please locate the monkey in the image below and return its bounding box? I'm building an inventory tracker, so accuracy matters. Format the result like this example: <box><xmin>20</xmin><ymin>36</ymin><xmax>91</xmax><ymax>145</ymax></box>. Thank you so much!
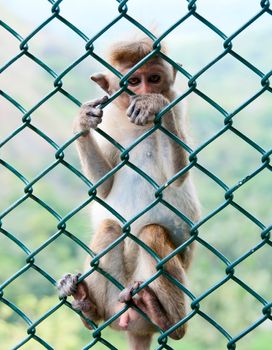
<box><xmin>57</xmin><ymin>37</ymin><xmax>200</xmax><ymax>350</ymax></box>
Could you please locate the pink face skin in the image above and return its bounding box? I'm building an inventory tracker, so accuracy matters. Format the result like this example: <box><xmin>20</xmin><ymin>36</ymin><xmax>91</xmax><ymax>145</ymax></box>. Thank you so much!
<box><xmin>120</xmin><ymin>61</ymin><xmax>174</xmax><ymax>95</ymax></box>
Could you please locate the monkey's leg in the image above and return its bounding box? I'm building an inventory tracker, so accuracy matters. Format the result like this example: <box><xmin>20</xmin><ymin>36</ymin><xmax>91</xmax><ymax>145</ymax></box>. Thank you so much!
<box><xmin>86</xmin><ymin>219</ymin><xmax>127</xmax><ymax>319</ymax></box>
<box><xmin>57</xmin><ymin>272</ymin><xmax>98</xmax><ymax>329</ymax></box>
<box><xmin>127</xmin><ymin>333</ymin><xmax>153</xmax><ymax>350</ymax></box>
<box><xmin>119</xmin><ymin>281</ymin><xmax>170</xmax><ymax>329</ymax></box>
<box><xmin>120</xmin><ymin>224</ymin><xmax>189</xmax><ymax>340</ymax></box>
<box><xmin>118</xmin><ymin>282</ymin><xmax>154</xmax><ymax>350</ymax></box>
<box><xmin>58</xmin><ymin>219</ymin><xmax>126</xmax><ymax>329</ymax></box>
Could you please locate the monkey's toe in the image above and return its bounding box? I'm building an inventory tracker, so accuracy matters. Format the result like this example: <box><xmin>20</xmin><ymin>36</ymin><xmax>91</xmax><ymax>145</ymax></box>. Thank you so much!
<box><xmin>72</xmin><ymin>298</ymin><xmax>93</xmax><ymax>313</ymax></box>
<box><xmin>57</xmin><ymin>273</ymin><xmax>81</xmax><ymax>298</ymax></box>
<box><xmin>118</xmin><ymin>281</ymin><xmax>142</xmax><ymax>303</ymax></box>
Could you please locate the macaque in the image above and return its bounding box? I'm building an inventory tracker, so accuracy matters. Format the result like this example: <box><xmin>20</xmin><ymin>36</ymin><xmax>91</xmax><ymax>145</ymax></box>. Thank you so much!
<box><xmin>58</xmin><ymin>37</ymin><xmax>200</xmax><ymax>350</ymax></box>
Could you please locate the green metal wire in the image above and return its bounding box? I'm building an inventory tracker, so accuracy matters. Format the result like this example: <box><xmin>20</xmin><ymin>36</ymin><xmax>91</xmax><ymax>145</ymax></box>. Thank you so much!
<box><xmin>0</xmin><ymin>0</ymin><xmax>271</xmax><ymax>349</ymax></box>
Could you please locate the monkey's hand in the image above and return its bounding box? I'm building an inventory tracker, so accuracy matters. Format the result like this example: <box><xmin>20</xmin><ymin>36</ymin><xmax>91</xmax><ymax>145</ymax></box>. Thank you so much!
<box><xmin>74</xmin><ymin>95</ymin><xmax>108</xmax><ymax>133</ymax></box>
<box><xmin>57</xmin><ymin>273</ymin><xmax>82</xmax><ymax>298</ymax></box>
<box><xmin>127</xmin><ymin>93</ymin><xmax>169</xmax><ymax>126</ymax></box>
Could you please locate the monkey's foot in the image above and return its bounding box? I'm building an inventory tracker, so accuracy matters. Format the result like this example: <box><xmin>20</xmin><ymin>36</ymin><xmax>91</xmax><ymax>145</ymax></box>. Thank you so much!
<box><xmin>57</xmin><ymin>273</ymin><xmax>93</xmax><ymax>312</ymax></box>
<box><xmin>57</xmin><ymin>273</ymin><xmax>82</xmax><ymax>298</ymax></box>
<box><xmin>118</xmin><ymin>281</ymin><xmax>172</xmax><ymax>333</ymax></box>
<box><xmin>118</xmin><ymin>281</ymin><xmax>142</xmax><ymax>303</ymax></box>
<box><xmin>118</xmin><ymin>281</ymin><xmax>142</xmax><ymax>330</ymax></box>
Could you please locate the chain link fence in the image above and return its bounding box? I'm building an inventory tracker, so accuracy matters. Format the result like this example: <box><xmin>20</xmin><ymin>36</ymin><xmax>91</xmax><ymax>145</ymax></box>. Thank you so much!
<box><xmin>0</xmin><ymin>0</ymin><xmax>271</xmax><ymax>349</ymax></box>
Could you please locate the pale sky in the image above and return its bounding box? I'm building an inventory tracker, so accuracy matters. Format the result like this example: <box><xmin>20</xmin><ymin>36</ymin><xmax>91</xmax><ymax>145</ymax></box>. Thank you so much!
<box><xmin>1</xmin><ymin>0</ymin><xmax>268</xmax><ymax>44</ymax></box>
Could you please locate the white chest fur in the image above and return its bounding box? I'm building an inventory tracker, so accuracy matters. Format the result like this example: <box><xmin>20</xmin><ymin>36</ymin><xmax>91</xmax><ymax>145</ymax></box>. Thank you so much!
<box><xmin>89</xmin><ymin>105</ymin><xmax>199</xmax><ymax>247</ymax></box>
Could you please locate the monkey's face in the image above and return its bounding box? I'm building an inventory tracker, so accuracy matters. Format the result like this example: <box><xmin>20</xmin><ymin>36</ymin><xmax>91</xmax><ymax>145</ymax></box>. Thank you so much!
<box><xmin>122</xmin><ymin>61</ymin><xmax>174</xmax><ymax>95</ymax></box>
<box><xmin>115</xmin><ymin>60</ymin><xmax>175</xmax><ymax>108</ymax></box>
<box><xmin>91</xmin><ymin>59</ymin><xmax>175</xmax><ymax>109</ymax></box>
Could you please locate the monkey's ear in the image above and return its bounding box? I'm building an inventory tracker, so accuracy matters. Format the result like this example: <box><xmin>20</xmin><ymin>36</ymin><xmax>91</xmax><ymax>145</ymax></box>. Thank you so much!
<box><xmin>91</xmin><ymin>73</ymin><xmax>110</xmax><ymax>94</ymax></box>
<box><xmin>173</xmin><ymin>62</ymin><xmax>182</xmax><ymax>80</ymax></box>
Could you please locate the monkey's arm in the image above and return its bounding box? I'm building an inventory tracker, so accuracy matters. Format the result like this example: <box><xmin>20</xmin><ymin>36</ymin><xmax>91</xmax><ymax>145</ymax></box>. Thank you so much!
<box><xmin>127</xmin><ymin>94</ymin><xmax>188</xmax><ymax>186</ymax></box>
<box><xmin>74</xmin><ymin>96</ymin><xmax>113</xmax><ymax>198</ymax></box>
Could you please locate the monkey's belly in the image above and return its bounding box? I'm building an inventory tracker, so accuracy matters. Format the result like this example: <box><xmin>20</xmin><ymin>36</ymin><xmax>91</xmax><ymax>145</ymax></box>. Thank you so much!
<box><xmin>90</xmin><ymin>173</ymin><xmax>198</xmax><ymax>247</ymax></box>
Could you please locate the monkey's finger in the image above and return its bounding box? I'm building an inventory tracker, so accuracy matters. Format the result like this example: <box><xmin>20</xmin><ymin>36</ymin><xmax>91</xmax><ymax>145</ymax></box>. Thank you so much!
<box><xmin>127</xmin><ymin>101</ymin><xmax>136</xmax><ymax>118</ymax></box>
<box><xmin>89</xmin><ymin>116</ymin><xmax>103</xmax><ymax>129</ymax></box>
<box><xmin>134</xmin><ymin>118</ymin><xmax>145</xmax><ymax>126</ymax></box>
<box><xmin>136</xmin><ymin>112</ymin><xmax>151</xmax><ymax>126</ymax></box>
<box><xmin>86</xmin><ymin>108</ymin><xmax>103</xmax><ymax>118</ymax></box>
<box><xmin>130</xmin><ymin>108</ymin><xmax>141</xmax><ymax>123</ymax></box>
<box><xmin>89</xmin><ymin>95</ymin><xmax>108</xmax><ymax>108</ymax></box>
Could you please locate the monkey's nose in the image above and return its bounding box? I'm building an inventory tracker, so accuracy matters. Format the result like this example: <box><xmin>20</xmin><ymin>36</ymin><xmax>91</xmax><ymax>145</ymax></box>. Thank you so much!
<box><xmin>139</xmin><ymin>85</ymin><xmax>152</xmax><ymax>94</ymax></box>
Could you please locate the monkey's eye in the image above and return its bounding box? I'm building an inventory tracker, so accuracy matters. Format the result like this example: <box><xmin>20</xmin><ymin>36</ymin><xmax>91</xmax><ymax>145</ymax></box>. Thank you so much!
<box><xmin>149</xmin><ymin>74</ymin><xmax>161</xmax><ymax>83</ymax></box>
<box><xmin>128</xmin><ymin>77</ymin><xmax>141</xmax><ymax>86</ymax></box>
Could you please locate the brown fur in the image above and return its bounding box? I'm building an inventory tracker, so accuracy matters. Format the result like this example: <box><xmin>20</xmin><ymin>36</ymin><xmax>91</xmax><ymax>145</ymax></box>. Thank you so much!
<box><xmin>136</xmin><ymin>225</ymin><xmax>188</xmax><ymax>339</ymax></box>
<box><xmin>108</xmin><ymin>37</ymin><xmax>167</xmax><ymax>67</ymax></box>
